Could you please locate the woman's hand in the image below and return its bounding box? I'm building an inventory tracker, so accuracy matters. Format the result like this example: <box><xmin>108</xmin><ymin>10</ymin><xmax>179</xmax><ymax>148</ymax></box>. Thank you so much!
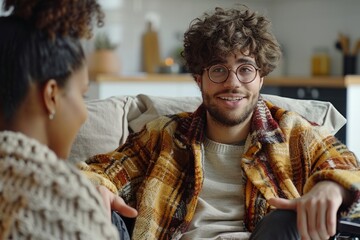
<box><xmin>97</xmin><ymin>185</ymin><xmax>138</xmax><ymax>220</ymax></box>
<box><xmin>269</xmin><ymin>181</ymin><xmax>351</xmax><ymax>240</ymax></box>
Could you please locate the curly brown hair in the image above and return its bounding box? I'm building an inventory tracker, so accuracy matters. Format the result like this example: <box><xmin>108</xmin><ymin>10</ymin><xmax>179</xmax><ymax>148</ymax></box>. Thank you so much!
<box><xmin>182</xmin><ymin>6</ymin><xmax>281</xmax><ymax>77</ymax></box>
<box><xmin>2</xmin><ymin>0</ymin><xmax>104</xmax><ymax>38</ymax></box>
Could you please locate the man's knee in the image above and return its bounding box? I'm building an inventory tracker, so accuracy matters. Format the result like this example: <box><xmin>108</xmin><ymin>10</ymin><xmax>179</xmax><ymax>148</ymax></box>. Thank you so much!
<box><xmin>249</xmin><ymin>209</ymin><xmax>300</xmax><ymax>240</ymax></box>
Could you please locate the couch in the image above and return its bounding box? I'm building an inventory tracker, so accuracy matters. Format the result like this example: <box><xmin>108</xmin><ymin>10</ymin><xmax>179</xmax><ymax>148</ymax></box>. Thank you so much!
<box><xmin>69</xmin><ymin>94</ymin><xmax>346</xmax><ymax>164</ymax></box>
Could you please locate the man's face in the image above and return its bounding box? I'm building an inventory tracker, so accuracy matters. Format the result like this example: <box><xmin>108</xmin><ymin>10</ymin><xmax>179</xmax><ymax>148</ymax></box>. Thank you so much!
<box><xmin>196</xmin><ymin>52</ymin><xmax>263</xmax><ymax>127</ymax></box>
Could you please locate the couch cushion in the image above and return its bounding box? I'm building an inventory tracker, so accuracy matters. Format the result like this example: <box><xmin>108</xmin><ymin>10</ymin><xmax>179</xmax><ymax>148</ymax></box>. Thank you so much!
<box><xmin>69</xmin><ymin>96</ymin><xmax>138</xmax><ymax>162</ymax></box>
<box><xmin>68</xmin><ymin>94</ymin><xmax>346</xmax><ymax>163</ymax></box>
<box><xmin>129</xmin><ymin>94</ymin><xmax>345</xmax><ymax>134</ymax></box>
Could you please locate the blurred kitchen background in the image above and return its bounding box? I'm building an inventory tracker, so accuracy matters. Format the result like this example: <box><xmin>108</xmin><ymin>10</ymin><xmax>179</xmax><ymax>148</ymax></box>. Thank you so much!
<box><xmin>91</xmin><ymin>0</ymin><xmax>360</xmax><ymax>76</ymax></box>
<box><xmin>86</xmin><ymin>0</ymin><xmax>360</xmax><ymax>159</ymax></box>
<box><xmin>1</xmin><ymin>0</ymin><xmax>359</xmax><ymax>76</ymax></box>
<box><xmin>0</xmin><ymin>0</ymin><xmax>359</xmax><ymax>153</ymax></box>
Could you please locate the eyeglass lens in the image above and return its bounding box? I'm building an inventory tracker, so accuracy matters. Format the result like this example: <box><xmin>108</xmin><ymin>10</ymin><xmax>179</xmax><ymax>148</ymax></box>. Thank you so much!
<box><xmin>208</xmin><ymin>64</ymin><xmax>257</xmax><ymax>83</ymax></box>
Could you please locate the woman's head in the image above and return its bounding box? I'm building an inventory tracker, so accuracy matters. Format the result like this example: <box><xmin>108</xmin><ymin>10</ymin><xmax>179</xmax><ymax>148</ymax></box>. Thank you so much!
<box><xmin>182</xmin><ymin>6</ymin><xmax>281</xmax><ymax>78</ymax></box>
<box><xmin>0</xmin><ymin>0</ymin><xmax>104</xmax><ymax>158</ymax></box>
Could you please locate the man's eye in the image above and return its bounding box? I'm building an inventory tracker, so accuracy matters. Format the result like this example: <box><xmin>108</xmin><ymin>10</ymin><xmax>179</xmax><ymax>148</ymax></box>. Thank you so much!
<box><xmin>239</xmin><ymin>65</ymin><xmax>255</xmax><ymax>73</ymax></box>
<box><xmin>212</xmin><ymin>66</ymin><xmax>226</xmax><ymax>73</ymax></box>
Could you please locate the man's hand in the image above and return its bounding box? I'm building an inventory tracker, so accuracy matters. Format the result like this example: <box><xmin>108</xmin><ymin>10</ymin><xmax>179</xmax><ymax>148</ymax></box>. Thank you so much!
<box><xmin>269</xmin><ymin>181</ymin><xmax>351</xmax><ymax>240</ymax></box>
<box><xmin>97</xmin><ymin>185</ymin><xmax>138</xmax><ymax>220</ymax></box>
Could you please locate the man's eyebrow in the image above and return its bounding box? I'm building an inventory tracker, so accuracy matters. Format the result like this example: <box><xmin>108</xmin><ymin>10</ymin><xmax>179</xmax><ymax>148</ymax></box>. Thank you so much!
<box><xmin>236</xmin><ymin>58</ymin><xmax>256</xmax><ymax>65</ymax></box>
<box><xmin>210</xmin><ymin>57</ymin><xmax>258</xmax><ymax>67</ymax></box>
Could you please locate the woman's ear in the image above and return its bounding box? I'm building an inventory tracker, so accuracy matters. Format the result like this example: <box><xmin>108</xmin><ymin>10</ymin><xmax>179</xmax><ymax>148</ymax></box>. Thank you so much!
<box><xmin>43</xmin><ymin>79</ymin><xmax>59</xmax><ymax>119</ymax></box>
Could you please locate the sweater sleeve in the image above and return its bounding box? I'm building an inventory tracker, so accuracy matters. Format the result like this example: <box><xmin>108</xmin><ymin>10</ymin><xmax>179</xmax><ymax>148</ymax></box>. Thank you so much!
<box><xmin>299</xmin><ymin>126</ymin><xmax>360</xmax><ymax>217</ymax></box>
<box><xmin>301</xmin><ymin>127</ymin><xmax>360</xmax><ymax>192</ymax></box>
<box><xmin>0</xmin><ymin>149</ymin><xmax>120</xmax><ymax>239</ymax></box>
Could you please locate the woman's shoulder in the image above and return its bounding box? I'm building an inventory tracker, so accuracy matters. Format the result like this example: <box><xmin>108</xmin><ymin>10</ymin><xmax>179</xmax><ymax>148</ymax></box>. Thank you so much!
<box><xmin>0</xmin><ymin>131</ymin><xmax>118</xmax><ymax>239</ymax></box>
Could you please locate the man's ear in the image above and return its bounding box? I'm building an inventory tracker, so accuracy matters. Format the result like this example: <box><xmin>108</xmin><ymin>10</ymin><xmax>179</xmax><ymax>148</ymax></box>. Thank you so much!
<box><xmin>43</xmin><ymin>79</ymin><xmax>59</xmax><ymax>117</ymax></box>
<box><xmin>195</xmin><ymin>74</ymin><xmax>202</xmax><ymax>88</ymax></box>
<box><xmin>259</xmin><ymin>77</ymin><xmax>264</xmax><ymax>89</ymax></box>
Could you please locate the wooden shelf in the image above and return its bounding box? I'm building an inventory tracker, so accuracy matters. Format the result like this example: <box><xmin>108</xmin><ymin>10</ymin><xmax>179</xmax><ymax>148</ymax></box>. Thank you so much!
<box><xmin>265</xmin><ymin>75</ymin><xmax>360</xmax><ymax>88</ymax></box>
<box><xmin>92</xmin><ymin>73</ymin><xmax>194</xmax><ymax>82</ymax></box>
<box><xmin>92</xmin><ymin>73</ymin><xmax>360</xmax><ymax>88</ymax></box>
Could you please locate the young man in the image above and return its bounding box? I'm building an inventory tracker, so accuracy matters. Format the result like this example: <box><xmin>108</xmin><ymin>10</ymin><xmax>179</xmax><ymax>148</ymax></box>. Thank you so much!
<box><xmin>79</xmin><ymin>6</ymin><xmax>360</xmax><ymax>240</ymax></box>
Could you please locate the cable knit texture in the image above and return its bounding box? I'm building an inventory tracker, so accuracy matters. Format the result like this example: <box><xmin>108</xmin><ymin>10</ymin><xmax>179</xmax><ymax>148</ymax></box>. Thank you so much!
<box><xmin>0</xmin><ymin>131</ymin><xmax>119</xmax><ymax>240</ymax></box>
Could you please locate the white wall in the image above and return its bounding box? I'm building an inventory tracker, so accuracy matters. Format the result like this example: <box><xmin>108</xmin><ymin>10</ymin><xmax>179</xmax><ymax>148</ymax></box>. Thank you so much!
<box><xmin>268</xmin><ymin>0</ymin><xmax>360</xmax><ymax>76</ymax></box>
<box><xmin>96</xmin><ymin>0</ymin><xmax>360</xmax><ymax>76</ymax></box>
<box><xmin>2</xmin><ymin>0</ymin><xmax>359</xmax><ymax>76</ymax></box>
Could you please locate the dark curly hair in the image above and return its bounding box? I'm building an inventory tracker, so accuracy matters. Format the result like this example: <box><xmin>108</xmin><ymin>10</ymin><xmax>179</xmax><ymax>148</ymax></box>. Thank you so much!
<box><xmin>182</xmin><ymin>6</ymin><xmax>281</xmax><ymax>78</ymax></box>
<box><xmin>2</xmin><ymin>0</ymin><xmax>104</xmax><ymax>39</ymax></box>
<box><xmin>0</xmin><ymin>0</ymin><xmax>104</xmax><ymax>123</ymax></box>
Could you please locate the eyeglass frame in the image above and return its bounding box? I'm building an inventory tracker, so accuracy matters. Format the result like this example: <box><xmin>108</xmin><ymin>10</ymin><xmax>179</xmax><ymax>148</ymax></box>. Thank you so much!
<box><xmin>203</xmin><ymin>63</ymin><xmax>261</xmax><ymax>84</ymax></box>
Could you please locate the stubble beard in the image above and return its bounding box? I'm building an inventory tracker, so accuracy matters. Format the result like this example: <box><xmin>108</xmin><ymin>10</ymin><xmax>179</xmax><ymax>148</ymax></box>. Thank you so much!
<box><xmin>202</xmin><ymin>92</ymin><xmax>259</xmax><ymax>127</ymax></box>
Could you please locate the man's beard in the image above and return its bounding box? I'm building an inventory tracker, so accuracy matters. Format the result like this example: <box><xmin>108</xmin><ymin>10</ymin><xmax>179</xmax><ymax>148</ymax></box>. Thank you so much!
<box><xmin>202</xmin><ymin>92</ymin><xmax>259</xmax><ymax>127</ymax></box>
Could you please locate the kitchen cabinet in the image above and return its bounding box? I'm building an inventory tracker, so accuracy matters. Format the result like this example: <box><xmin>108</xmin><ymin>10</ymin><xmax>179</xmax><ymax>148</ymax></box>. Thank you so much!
<box><xmin>88</xmin><ymin>74</ymin><xmax>360</xmax><ymax>158</ymax></box>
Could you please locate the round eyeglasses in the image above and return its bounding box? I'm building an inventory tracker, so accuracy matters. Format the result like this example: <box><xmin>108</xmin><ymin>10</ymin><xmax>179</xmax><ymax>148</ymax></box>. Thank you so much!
<box><xmin>204</xmin><ymin>63</ymin><xmax>260</xmax><ymax>84</ymax></box>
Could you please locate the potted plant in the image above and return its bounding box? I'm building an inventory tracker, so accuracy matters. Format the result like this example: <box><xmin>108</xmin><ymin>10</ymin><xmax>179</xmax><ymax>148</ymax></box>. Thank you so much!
<box><xmin>94</xmin><ymin>32</ymin><xmax>118</xmax><ymax>50</ymax></box>
<box><xmin>88</xmin><ymin>32</ymin><xmax>120</xmax><ymax>79</ymax></box>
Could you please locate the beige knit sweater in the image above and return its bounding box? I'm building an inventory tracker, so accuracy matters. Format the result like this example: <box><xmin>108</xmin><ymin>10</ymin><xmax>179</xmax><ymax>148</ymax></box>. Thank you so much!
<box><xmin>0</xmin><ymin>131</ymin><xmax>119</xmax><ymax>239</ymax></box>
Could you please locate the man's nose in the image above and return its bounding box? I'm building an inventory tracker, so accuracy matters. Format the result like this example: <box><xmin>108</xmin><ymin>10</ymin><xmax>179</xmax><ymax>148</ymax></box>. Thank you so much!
<box><xmin>224</xmin><ymin>70</ymin><xmax>241</xmax><ymax>88</ymax></box>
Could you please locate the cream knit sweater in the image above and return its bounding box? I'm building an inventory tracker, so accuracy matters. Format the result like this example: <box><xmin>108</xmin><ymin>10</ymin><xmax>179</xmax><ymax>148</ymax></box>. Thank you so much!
<box><xmin>0</xmin><ymin>131</ymin><xmax>119</xmax><ymax>239</ymax></box>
